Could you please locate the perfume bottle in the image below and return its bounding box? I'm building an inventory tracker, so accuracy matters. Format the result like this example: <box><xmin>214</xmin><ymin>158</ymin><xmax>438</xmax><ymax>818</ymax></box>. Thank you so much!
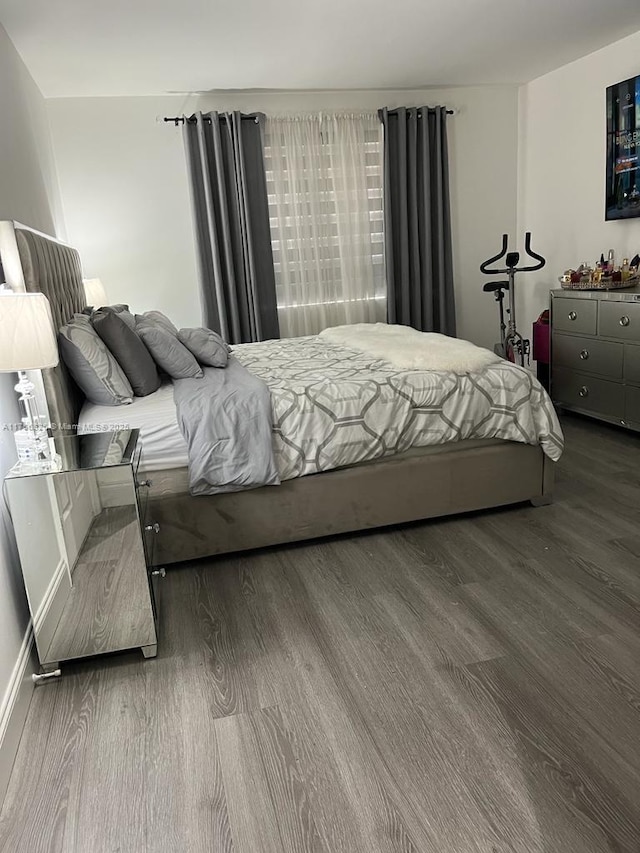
<box><xmin>608</xmin><ymin>249</ymin><xmax>615</xmax><ymax>274</ymax></box>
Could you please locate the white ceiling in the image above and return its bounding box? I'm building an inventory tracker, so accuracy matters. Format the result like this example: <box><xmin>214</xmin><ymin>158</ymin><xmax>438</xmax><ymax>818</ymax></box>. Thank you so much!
<box><xmin>2</xmin><ymin>0</ymin><xmax>640</xmax><ymax>98</ymax></box>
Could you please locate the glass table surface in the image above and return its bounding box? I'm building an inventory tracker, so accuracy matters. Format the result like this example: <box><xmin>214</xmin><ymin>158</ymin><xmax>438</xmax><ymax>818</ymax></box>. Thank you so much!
<box><xmin>6</xmin><ymin>429</ymin><xmax>139</xmax><ymax>478</ymax></box>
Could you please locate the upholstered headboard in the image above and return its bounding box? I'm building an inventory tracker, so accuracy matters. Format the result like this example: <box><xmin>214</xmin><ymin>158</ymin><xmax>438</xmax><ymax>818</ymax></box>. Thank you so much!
<box><xmin>0</xmin><ymin>223</ymin><xmax>87</xmax><ymax>429</ymax></box>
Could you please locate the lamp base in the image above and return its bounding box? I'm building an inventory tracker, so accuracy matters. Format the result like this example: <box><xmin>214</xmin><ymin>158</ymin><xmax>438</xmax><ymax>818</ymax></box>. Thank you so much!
<box><xmin>13</xmin><ymin>371</ymin><xmax>53</xmax><ymax>472</ymax></box>
<box><xmin>13</xmin><ymin>428</ymin><xmax>55</xmax><ymax>473</ymax></box>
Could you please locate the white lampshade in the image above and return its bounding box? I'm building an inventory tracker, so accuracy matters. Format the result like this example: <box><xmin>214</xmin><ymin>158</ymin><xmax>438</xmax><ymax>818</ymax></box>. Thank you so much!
<box><xmin>83</xmin><ymin>278</ymin><xmax>107</xmax><ymax>308</ymax></box>
<box><xmin>0</xmin><ymin>292</ymin><xmax>59</xmax><ymax>371</ymax></box>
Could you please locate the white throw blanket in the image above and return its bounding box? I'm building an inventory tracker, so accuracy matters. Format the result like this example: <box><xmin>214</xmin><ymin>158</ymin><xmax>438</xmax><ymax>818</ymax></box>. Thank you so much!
<box><xmin>319</xmin><ymin>323</ymin><xmax>501</xmax><ymax>373</ymax></box>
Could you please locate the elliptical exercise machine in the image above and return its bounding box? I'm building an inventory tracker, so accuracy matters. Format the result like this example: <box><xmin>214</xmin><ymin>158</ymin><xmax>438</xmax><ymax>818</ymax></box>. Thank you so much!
<box><xmin>480</xmin><ymin>232</ymin><xmax>546</xmax><ymax>366</ymax></box>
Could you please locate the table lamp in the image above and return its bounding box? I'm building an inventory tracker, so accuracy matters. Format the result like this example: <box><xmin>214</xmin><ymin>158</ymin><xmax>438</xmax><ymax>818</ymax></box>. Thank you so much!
<box><xmin>83</xmin><ymin>278</ymin><xmax>107</xmax><ymax>308</ymax></box>
<box><xmin>0</xmin><ymin>292</ymin><xmax>59</xmax><ymax>468</ymax></box>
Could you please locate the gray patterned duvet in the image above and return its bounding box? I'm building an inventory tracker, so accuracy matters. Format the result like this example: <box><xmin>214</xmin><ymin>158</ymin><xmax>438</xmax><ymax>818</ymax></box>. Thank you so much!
<box><xmin>232</xmin><ymin>335</ymin><xmax>564</xmax><ymax>483</ymax></box>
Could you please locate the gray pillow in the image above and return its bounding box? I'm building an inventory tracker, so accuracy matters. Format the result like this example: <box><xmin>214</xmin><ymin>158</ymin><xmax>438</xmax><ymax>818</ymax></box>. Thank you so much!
<box><xmin>58</xmin><ymin>314</ymin><xmax>133</xmax><ymax>406</ymax></box>
<box><xmin>83</xmin><ymin>303</ymin><xmax>135</xmax><ymax>330</ymax></box>
<box><xmin>101</xmin><ymin>304</ymin><xmax>136</xmax><ymax>330</ymax></box>
<box><xmin>137</xmin><ymin>310</ymin><xmax>178</xmax><ymax>336</ymax></box>
<box><xmin>92</xmin><ymin>309</ymin><xmax>161</xmax><ymax>397</ymax></box>
<box><xmin>137</xmin><ymin>321</ymin><xmax>204</xmax><ymax>379</ymax></box>
<box><xmin>177</xmin><ymin>327</ymin><xmax>229</xmax><ymax>368</ymax></box>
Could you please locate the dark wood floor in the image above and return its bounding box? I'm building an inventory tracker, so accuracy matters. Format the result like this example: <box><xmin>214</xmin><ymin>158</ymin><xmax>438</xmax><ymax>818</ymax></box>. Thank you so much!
<box><xmin>1</xmin><ymin>414</ymin><xmax>640</xmax><ymax>852</ymax></box>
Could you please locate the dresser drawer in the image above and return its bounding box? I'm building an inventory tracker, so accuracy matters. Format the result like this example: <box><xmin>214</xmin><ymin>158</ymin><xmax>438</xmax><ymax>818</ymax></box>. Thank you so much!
<box><xmin>552</xmin><ymin>367</ymin><xmax>624</xmax><ymax>419</ymax></box>
<box><xmin>552</xmin><ymin>298</ymin><xmax>597</xmax><ymax>335</ymax></box>
<box><xmin>598</xmin><ymin>300</ymin><xmax>640</xmax><ymax>340</ymax></box>
<box><xmin>552</xmin><ymin>333</ymin><xmax>623</xmax><ymax>379</ymax></box>
<box><xmin>624</xmin><ymin>343</ymin><xmax>640</xmax><ymax>384</ymax></box>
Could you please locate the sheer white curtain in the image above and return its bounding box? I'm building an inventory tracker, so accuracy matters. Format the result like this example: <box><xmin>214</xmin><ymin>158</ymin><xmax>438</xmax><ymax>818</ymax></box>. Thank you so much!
<box><xmin>264</xmin><ymin>113</ymin><xmax>385</xmax><ymax>338</ymax></box>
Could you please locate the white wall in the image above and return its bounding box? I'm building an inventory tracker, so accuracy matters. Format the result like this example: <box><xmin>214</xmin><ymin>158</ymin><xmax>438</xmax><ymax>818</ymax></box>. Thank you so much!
<box><xmin>47</xmin><ymin>86</ymin><xmax>519</xmax><ymax>347</ymax></box>
<box><xmin>0</xmin><ymin>22</ymin><xmax>65</xmax><ymax>801</ymax></box>
<box><xmin>7</xmin><ymin>476</ymin><xmax>69</xmax><ymax>623</ymax></box>
<box><xmin>47</xmin><ymin>96</ymin><xmax>199</xmax><ymax>329</ymax></box>
<box><xmin>518</xmin><ymin>29</ymin><xmax>640</xmax><ymax>338</ymax></box>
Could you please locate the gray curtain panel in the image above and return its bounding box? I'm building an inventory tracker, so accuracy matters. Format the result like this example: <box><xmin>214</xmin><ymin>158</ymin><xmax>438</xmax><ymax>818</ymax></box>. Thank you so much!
<box><xmin>379</xmin><ymin>106</ymin><xmax>456</xmax><ymax>335</ymax></box>
<box><xmin>182</xmin><ymin>111</ymin><xmax>280</xmax><ymax>343</ymax></box>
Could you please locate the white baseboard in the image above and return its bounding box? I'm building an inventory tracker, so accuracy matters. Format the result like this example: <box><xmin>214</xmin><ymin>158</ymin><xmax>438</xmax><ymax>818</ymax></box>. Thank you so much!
<box><xmin>97</xmin><ymin>482</ymin><xmax>131</xmax><ymax>507</ymax></box>
<box><xmin>34</xmin><ymin>558</ymin><xmax>68</xmax><ymax>633</ymax></box>
<box><xmin>34</xmin><ymin>558</ymin><xmax>70</xmax><ymax>658</ymax></box>
<box><xmin>0</xmin><ymin>626</ymin><xmax>35</xmax><ymax>808</ymax></box>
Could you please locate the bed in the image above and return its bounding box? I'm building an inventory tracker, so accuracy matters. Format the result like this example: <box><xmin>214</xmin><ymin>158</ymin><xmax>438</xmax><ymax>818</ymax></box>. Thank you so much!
<box><xmin>1</xmin><ymin>221</ymin><xmax>562</xmax><ymax>565</ymax></box>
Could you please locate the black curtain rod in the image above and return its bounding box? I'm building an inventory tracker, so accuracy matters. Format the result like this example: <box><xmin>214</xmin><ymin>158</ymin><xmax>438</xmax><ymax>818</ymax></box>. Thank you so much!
<box><xmin>164</xmin><ymin>108</ymin><xmax>455</xmax><ymax>126</ymax></box>
<box><xmin>164</xmin><ymin>115</ymin><xmax>254</xmax><ymax>126</ymax></box>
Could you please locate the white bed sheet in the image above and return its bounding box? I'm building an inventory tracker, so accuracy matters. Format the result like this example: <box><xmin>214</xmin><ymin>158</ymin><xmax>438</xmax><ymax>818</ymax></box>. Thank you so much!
<box><xmin>78</xmin><ymin>381</ymin><xmax>188</xmax><ymax>471</ymax></box>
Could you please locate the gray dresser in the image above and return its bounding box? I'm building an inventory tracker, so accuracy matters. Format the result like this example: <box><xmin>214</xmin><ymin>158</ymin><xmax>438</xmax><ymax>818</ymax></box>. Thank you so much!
<box><xmin>551</xmin><ymin>286</ymin><xmax>640</xmax><ymax>429</ymax></box>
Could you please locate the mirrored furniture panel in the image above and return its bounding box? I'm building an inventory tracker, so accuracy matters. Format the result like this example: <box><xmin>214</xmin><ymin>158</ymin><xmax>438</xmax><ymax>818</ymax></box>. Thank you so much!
<box><xmin>5</xmin><ymin>429</ymin><xmax>162</xmax><ymax>679</ymax></box>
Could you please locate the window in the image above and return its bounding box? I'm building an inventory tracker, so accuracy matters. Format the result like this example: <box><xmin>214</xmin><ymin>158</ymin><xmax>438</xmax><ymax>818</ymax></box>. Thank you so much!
<box><xmin>264</xmin><ymin>113</ymin><xmax>385</xmax><ymax>338</ymax></box>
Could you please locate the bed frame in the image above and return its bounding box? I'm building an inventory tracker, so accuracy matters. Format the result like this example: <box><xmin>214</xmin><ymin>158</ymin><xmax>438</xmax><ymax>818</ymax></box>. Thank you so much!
<box><xmin>1</xmin><ymin>222</ymin><xmax>554</xmax><ymax>566</ymax></box>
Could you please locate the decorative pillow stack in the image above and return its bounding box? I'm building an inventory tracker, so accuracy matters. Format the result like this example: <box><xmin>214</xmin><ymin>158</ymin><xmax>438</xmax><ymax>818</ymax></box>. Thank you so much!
<box><xmin>58</xmin><ymin>305</ymin><xmax>232</xmax><ymax>405</ymax></box>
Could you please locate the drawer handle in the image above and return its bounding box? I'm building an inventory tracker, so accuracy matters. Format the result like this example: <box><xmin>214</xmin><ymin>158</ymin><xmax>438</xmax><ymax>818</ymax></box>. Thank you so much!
<box><xmin>145</xmin><ymin>522</ymin><xmax>160</xmax><ymax>534</ymax></box>
<box><xmin>578</xmin><ymin>386</ymin><xmax>589</xmax><ymax>398</ymax></box>
<box><xmin>620</xmin><ymin>315</ymin><xmax>630</xmax><ymax>327</ymax></box>
<box><xmin>568</xmin><ymin>311</ymin><xmax>577</xmax><ymax>321</ymax></box>
<box><xmin>136</xmin><ymin>478</ymin><xmax>153</xmax><ymax>488</ymax></box>
<box><xmin>579</xmin><ymin>349</ymin><xmax>589</xmax><ymax>360</ymax></box>
<box><xmin>151</xmin><ymin>568</ymin><xmax>166</xmax><ymax>578</ymax></box>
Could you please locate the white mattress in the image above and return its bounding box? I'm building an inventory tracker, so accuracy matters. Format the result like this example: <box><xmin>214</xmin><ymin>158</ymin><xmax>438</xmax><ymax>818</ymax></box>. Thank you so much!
<box><xmin>78</xmin><ymin>381</ymin><xmax>188</xmax><ymax>471</ymax></box>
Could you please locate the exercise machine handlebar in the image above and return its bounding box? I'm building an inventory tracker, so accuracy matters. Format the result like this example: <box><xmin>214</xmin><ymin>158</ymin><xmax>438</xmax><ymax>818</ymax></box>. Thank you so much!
<box><xmin>480</xmin><ymin>232</ymin><xmax>545</xmax><ymax>275</ymax></box>
<box><xmin>480</xmin><ymin>234</ymin><xmax>508</xmax><ymax>274</ymax></box>
<box><xmin>521</xmin><ymin>232</ymin><xmax>546</xmax><ymax>272</ymax></box>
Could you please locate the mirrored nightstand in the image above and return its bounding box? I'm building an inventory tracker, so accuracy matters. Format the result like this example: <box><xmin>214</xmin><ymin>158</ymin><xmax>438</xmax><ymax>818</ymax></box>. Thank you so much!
<box><xmin>5</xmin><ymin>429</ymin><xmax>163</xmax><ymax>681</ymax></box>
